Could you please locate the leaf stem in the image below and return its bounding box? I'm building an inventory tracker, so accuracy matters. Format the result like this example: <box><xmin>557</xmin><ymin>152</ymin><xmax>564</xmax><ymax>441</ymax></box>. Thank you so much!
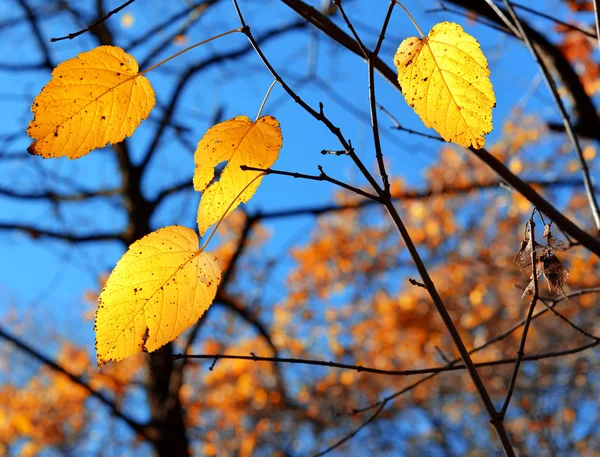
<box><xmin>199</xmin><ymin>172</ymin><xmax>265</xmax><ymax>252</ymax></box>
<box><xmin>394</xmin><ymin>1</ymin><xmax>425</xmax><ymax>38</ymax></box>
<box><xmin>255</xmin><ymin>79</ymin><xmax>278</xmax><ymax>121</ymax></box>
<box><xmin>140</xmin><ymin>28</ymin><xmax>242</xmax><ymax>75</ymax></box>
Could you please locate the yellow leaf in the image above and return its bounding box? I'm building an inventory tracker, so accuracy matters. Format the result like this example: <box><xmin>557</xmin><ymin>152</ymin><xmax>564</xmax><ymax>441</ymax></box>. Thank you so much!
<box><xmin>27</xmin><ymin>45</ymin><xmax>155</xmax><ymax>159</ymax></box>
<box><xmin>193</xmin><ymin>115</ymin><xmax>282</xmax><ymax>235</ymax></box>
<box><xmin>95</xmin><ymin>226</ymin><xmax>221</xmax><ymax>368</ymax></box>
<box><xmin>394</xmin><ymin>22</ymin><xmax>495</xmax><ymax>149</ymax></box>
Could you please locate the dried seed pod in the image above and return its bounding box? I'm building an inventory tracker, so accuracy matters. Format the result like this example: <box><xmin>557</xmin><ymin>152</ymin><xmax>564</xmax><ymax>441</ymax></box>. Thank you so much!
<box><xmin>542</xmin><ymin>252</ymin><xmax>570</xmax><ymax>300</ymax></box>
<box><xmin>515</xmin><ymin>222</ymin><xmax>569</xmax><ymax>300</ymax></box>
<box><xmin>543</xmin><ymin>224</ymin><xmax>565</xmax><ymax>252</ymax></box>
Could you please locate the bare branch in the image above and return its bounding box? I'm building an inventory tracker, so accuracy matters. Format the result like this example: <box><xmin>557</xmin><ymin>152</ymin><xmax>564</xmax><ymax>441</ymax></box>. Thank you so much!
<box><xmin>239</xmin><ymin>165</ymin><xmax>380</xmax><ymax>202</ymax></box>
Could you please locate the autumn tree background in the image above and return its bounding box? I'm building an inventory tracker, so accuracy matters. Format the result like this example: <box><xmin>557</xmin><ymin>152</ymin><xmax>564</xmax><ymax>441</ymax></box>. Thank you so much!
<box><xmin>1</xmin><ymin>0</ymin><xmax>600</xmax><ymax>456</ymax></box>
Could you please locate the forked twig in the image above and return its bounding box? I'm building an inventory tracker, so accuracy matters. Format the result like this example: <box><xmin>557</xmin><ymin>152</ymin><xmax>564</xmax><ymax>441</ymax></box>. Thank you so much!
<box><xmin>50</xmin><ymin>0</ymin><xmax>137</xmax><ymax>42</ymax></box>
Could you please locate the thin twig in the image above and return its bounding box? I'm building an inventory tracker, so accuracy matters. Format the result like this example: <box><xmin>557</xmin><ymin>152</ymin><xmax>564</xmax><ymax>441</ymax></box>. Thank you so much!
<box><xmin>174</xmin><ymin>333</ymin><xmax>600</xmax><ymax>377</ymax></box>
<box><xmin>239</xmin><ymin>165</ymin><xmax>380</xmax><ymax>202</ymax></box>
<box><xmin>334</xmin><ymin>0</ymin><xmax>393</xmax><ymax>194</ymax></box>
<box><xmin>425</xmin><ymin>4</ymin><xmax>509</xmax><ymax>34</ymax></box>
<box><xmin>50</xmin><ymin>0</ymin><xmax>137</xmax><ymax>42</ymax></box>
<box><xmin>503</xmin><ymin>0</ymin><xmax>600</xmax><ymax>234</ymax></box>
<box><xmin>482</xmin><ymin>0</ymin><xmax>521</xmax><ymax>37</ymax></box>
<box><xmin>369</xmin><ymin>1</ymin><xmax>395</xmax><ymax>194</ymax></box>
<box><xmin>125</xmin><ymin>0</ymin><xmax>214</xmax><ymax>51</ymax></box>
<box><xmin>312</xmin><ymin>402</ymin><xmax>386</xmax><ymax>457</ymax></box>
<box><xmin>0</xmin><ymin>222</ymin><xmax>124</xmax><ymax>243</ymax></box>
<box><xmin>333</xmin><ymin>0</ymin><xmax>368</xmax><ymax>57</ymax></box>
<box><xmin>500</xmin><ymin>216</ymin><xmax>539</xmax><ymax>418</ymax></box>
<box><xmin>539</xmin><ymin>298</ymin><xmax>600</xmax><ymax>341</ymax></box>
<box><xmin>351</xmin><ymin>287</ymin><xmax>600</xmax><ymax>415</ymax></box>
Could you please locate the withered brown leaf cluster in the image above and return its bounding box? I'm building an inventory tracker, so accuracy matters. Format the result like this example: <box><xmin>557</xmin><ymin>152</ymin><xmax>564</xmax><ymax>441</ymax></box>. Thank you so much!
<box><xmin>514</xmin><ymin>224</ymin><xmax>569</xmax><ymax>300</ymax></box>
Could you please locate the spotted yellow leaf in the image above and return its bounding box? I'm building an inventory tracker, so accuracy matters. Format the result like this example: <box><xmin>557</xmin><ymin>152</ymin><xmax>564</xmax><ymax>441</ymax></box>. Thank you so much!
<box><xmin>394</xmin><ymin>21</ymin><xmax>495</xmax><ymax>149</ymax></box>
<box><xmin>27</xmin><ymin>45</ymin><xmax>155</xmax><ymax>159</ymax></box>
<box><xmin>95</xmin><ymin>226</ymin><xmax>221</xmax><ymax>368</ymax></box>
<box><xmin>193</xmin><ymin>115</ymin><xmax>282</xmax><ymax>235</ymax></box>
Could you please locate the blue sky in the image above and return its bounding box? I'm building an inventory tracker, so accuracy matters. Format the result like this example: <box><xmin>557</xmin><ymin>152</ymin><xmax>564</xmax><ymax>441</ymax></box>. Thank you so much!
<box><xmin>0</xmin><ymin>0</ymin><xmax>587</xmax><ymax>352</ymax></box>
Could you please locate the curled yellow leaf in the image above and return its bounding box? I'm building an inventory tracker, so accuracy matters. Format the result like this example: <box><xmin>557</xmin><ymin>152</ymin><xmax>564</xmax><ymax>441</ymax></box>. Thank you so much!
<box><xmin>193</xmin><ymin>115</ymin><xmax>282</xmax><ymax>235</ymax></box>
<box><xmin>394</xmin><ymin>21</ymin><xmax>495</xmax><ymax>149</ymax></box>
<box><xmin>95</xmin><ymin>226</ymin><xmax>221</xmax><ymax>368</ymax></box>
<box><xmin>27</xmin><ymin>45</ymin><xmax>155</xmax><ymax>159</ymax></box>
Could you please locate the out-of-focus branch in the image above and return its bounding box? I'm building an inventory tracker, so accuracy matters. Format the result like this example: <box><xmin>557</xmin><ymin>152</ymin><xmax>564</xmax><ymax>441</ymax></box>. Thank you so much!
<box><xmin>137</xmin><ymin>1</ymin><xmax>217</xmax><ymax>70</ymax></box>
<box><xmin>0</xmin><ymin>187</ymin><xmax>121</xmax><ymax>201</ymax></box>
<box><xmin>0</xmin><ymin>325</ymin><xmax>149</xmax><ymax>440</ymax></box>
<box><xmin>214</xmin><ymin>294</ymin><xmax>302</xmax><ymax>411</ymax></box>
<box><xmin>126</xmin><ymin>0</ymin><xmax>218</xmax><ymax>52</ymax></box>
<box><xmin>0</xmin><ymin>222</ymin><xmax>124</xmax><ymax>243</ymax></box>
<box><xmin>16</xmin><ymin>0</ymin><xmax>52</xmax><ymax>68</ymax></box>
<box><xmin>511</xmin><ymin>1</ymin><xmax>597</xmax><ymax>38</ymax></box>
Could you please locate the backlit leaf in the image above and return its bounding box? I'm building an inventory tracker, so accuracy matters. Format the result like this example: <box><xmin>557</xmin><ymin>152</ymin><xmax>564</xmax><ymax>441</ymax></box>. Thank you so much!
<box><xmin>95</xmin><ymin>226</ymin><xmax>221</xmax><ymax>368</ymax></box>
<box><xmin>27</xmin><ymin>45</ymin><xmax>155</xmax><ymax>159</ymax></box>
<box><xmin>394</xmin><ymin>22</ymin><xmax>495</xmax><ymax>149</ymax></box>
<box><xmin>193</xmin><ymin>115</ymin><xmax>282</xmax><ymax>235</ymax></box>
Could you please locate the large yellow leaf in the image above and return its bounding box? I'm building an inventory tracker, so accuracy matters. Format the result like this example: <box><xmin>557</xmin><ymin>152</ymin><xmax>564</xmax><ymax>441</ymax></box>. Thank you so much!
<box><xmin>193</xmin><ymin>115</ymin><xmax>282</xmax><ymax>235</ymax></box>
<box><xmin>27</xmin><ymin>45</ymin><xmax>155</xmax><ymax>159</ymax></box>
<box><xmin>393</xmin><ymin>22</ymin><xmax>495</xmax><ymax>149</ymax></box>
<box><xmin>95</xmin><ymin>226</ymin><xmax>221</xmax><ymax>368</ymax></box>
